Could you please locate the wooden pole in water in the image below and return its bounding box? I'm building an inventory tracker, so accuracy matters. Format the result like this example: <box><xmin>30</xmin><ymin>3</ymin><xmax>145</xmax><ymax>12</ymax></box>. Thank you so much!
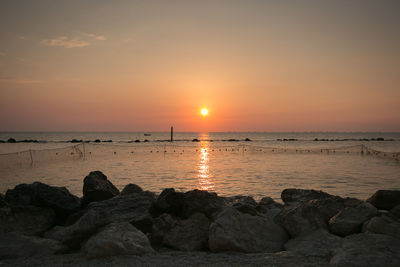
<box><xmin>170</xmin><ymin>126</ymin><xmax>173</xmax><ymax>142</ymax></box>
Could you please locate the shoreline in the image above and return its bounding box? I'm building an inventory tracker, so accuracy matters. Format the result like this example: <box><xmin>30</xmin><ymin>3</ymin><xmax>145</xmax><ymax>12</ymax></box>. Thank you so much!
<box><xmin>1</xmin><ymin>171</ymin><xmax>400</xmax><ymax>266</ymax></box>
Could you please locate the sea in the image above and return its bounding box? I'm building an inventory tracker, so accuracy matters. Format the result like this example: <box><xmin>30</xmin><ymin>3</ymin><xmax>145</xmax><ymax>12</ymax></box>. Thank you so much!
<box><xmin>0</xmin><ymin>132</ymin><xmax>399</xmax><ymax>201</ymax></box>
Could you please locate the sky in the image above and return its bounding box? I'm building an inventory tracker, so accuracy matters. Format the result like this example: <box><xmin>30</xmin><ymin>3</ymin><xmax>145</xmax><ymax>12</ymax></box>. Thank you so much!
<box><xmin>0</xmin><ymin>0</ymin><xmax>399</xmax><ymax>132</ymax></box>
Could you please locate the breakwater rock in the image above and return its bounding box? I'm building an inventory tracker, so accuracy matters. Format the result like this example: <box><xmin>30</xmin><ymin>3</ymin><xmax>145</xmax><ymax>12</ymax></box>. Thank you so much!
<box><xmin>1</xmin><ymin>172</ymin><xmax>400</xmax><ymax>266</ymax></box>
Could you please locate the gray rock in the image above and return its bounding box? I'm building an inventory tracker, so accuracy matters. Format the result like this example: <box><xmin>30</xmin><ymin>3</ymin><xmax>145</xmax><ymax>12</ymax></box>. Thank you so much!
<box><xmin>367</xmin><ymin>190</ymin><xmax>400</xmax><ymax>210</ymax></box>
<box><xmin>0</xmin><ymin>232</ymin><xmax>66</xmax><ymax>259</ymax></box>
<box><xmin>151</xmin><ymin>188</ymin><xmax>185</xmax><ymax>217</ymax></box>
<box><xmin>280</xmin><ymin>196</ymin><xmax>359</xmax><ymax>237</ymax></box>
<box><xmin>83</xmin><ymin>222</ymin><xmax>154</xmax><ymax>258</ymax></box>
<box><xmin>330</xmin><ymin>233</ymin><xmax>400</xmax><ymax>267</ymax></box>
<box><xmin>281</xmin><ymin>189</ymin><xmax>335</xmax><ymax>205</ymax></box>
<box><xmin>224</xmin><ymin>195</ymin><xmax>257</xmax><ymax>206</ymax></box>
<box><xmin>5</xmin><ymin>182</ymin><xmax>80</xmax><ymax>224</ymax></box>
<box><xmin>0</xmin><ymin>204</ymin><xmax>55</xmax><ymax>236</ymax></box>
<box><xmin>182</xmin><ymin>189</ymin><xmax>225</xmax><ymax>219</ymax></box>
<box><xmin>391</xmin><ymin>204</ymin><xmax>400</xmax><ymax>219</ymax></box>
<box><xmin>81</xmin><ymin>171</ymin><xmax>120</xmax><ymax>207</ymax></box>
<box><xmin>329</xmin><ymin>202</ymin><xmax>377</xmax><ymax>236</ymax></box>
<box><xmin>284</xmin><ymin>228</ymin><xmax>342</xmax><ymax>259</ymax></box>
<box><xmin>121</xmin><ymin>183</ymin><xmax>143</xmax><ymax>195</ymax></box>
<box><xmin>364</xmin><ymin>214</ymin><xmax>400</xmax><ymax>239</ymax></box>
<box><xmin>45</xmin><ymin>191</ymin><xmax>154</xmax><ymax>249</ymax></box>
<box><xmin>162</xmin><ymin>213</ymin><xmax>210</xmax><ymax>251</ymax></box>
<box><xmin>209</xmin><ymin>207</ymin><xmax>288</xmax><ymax>253</ymax></box>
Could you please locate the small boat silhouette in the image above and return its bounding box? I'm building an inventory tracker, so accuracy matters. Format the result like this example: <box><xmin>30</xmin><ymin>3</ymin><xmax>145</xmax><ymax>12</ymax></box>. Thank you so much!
<box><xmin>144</xmin><ymin>133</ymin><xmax>151</xmax><ymax>136</ymax></box>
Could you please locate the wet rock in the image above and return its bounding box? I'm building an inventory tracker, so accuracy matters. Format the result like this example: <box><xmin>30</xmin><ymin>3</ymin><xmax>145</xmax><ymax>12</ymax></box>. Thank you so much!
<box><xmin>329</xmin><ymin>202</ymin><xmax>377</xmax><ymax>236</ymax></box>
<box><xmin>363</xmin><ymin>214</ymin><xmax>400</xmax><ymax>239</ymax></box>
<box><xmin>121</xmin><ymin>184</ymin><xmax>143</xmax><ymax>195</ymax></box>
<box><xmin>182</xmin><ymin>189</ymin><xmax>225</xmax><ymax>219</ymax></box>
<box><xmin>45</xmin><ymin>191</ymin><xmax>154</xmax><ymax>249</ymax></box>
<box><xmin>151</xmin><ymin>188</ymin><xmax>185</xmax><ymax>217</ymax></box>
<box><xmin>81</xmin><ymin>171</ymin><xmax>120</xmax><ymax>207</ymax></box>
<box><xmin>284</xmin><ymin>228</ymin><xmax>342</xmax><ymax>259</ymax></box>
<box><xmin>83</xmin><ymin>222</ymin><xmax>154</xmax><ymax>258</ymax></box>
<box><xmin>154</xmin><ymin>212</ymin><xmax>210</xmax><ymax>251</ymax></box>
<box><xmin>0</xmin><ymin>204</ymin><xmax>55</xmax><ymax>236</ymax></box>
<box><xmin>0</xmin><ymin>232</ymin><xmax>66</xmax><ymax>259</ymax></box>
<box><xmin>7</xmin><ymin>138</ymin><xmax>16</xmax><ymax>143</ymax></box>
<box><xmin>192</xmin><ymin>138</ymin><xmax>200</xmax><ymax>142</ymax></box>
<box><xmin>330</xmin><ymin>233</ymin><xmax>400</xmax><ymax>267</ymax></box>
<box><xmin>281</xmin><ymin>188</ymin><xmax>337</xmax><ymax>205</ymax></box>
<box><xmin>93</xmin><ymin>139</ymin><xmax>101</xmax><ymax>143</ymax></box>
<box><xmin>209</xmin><ymin>207</ymin><xmax>288</xmax><ymax>253</ymax></box>
<box><xmin>5</xmin><ymin>182</ymin><xmax>80</xmax><ymax>224</ymax></box>
<box><xmin>367</xmin><ymin>190</ymin><xmax>400</xmax><ymax>210</ymax></box>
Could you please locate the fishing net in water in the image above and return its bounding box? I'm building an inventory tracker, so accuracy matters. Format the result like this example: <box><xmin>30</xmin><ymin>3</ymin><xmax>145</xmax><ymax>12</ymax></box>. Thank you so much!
<box><xmin>0</xmin><ymin>144</ymin><xmax>84</xmax><ymax>169</ymax></box>
<box><xmin>0</xmin><ymin>143</ymin><xmax>398</xmax><ymax>170</ymax></box>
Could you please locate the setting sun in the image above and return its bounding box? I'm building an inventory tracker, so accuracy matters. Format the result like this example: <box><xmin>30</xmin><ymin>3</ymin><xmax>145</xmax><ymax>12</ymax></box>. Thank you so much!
<box><xmin>201</xmin><ymin>108</ymin><xmax>209</xmax><ymax>117</ymax></box>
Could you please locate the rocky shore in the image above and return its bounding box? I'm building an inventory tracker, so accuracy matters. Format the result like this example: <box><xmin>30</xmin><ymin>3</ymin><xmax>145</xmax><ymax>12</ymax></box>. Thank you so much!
<box><xmin>1</xmin><ymin>171</ymin><xmax>400</xmax><ymax>266</ymax></box>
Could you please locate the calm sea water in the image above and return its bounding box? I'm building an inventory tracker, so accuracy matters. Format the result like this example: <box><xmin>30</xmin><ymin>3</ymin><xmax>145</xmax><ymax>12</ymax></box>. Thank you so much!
<box><xmin>0</xmin><ymin>132</ymin><xmax>399</xmax><ymax>201</ymax></box>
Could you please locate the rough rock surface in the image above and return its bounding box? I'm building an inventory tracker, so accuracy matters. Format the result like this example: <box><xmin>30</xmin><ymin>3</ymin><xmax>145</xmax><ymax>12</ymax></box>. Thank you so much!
<box><xmin>330</xmin><ymin>233</ymin><xmax>400</xmax><ymax>267</ymax></box>
<box><xmin>363</xmin><ymin>214</ymin><xmax>400</xmax><ymax>239</ymax></box>
<box><xmin>151</xmin><ymin>188</ymin><xmax>185</xmax><ymax>217</ymax></box>
<box><xmin>81</xmin><ymin>171</ymin><xmax>120</xmax><ymax>207</ymax></box>
<box><xmin>121</xmin><ymin>184</ymin><xmax>143</xmax><ymax>195</ymax></box>
<box><xmin>182</xmin><ymin>189</ymin><xmax>225</xmax><ymax>219</ymax></box>
<box><xmin>5</xmin><ymin>182</ymin><xmax>80</xmax><ymax>224</ymax></box>
<box><xmin>281</xmin><ymin>189</ymin><xmax>335</xmax><ymax>204</ymax></box>
<box><xmin>391</xmin><ymin>204</ymin><xmax>400</xmax><ymax>219</ymax></box>
<box><xmin>46</xmin><ymin>191</ymin><xmax>154</xmax><ymax>249</ymax></box>
<box><xmin>153</xmin><ymin>212</ymin><xmax>210</xmax><ymax>251</ymax></box>
<box><xmin>367</xmin><ymin>190</ymin><xmax>400</xmax><ymax>210</ymax></box>
<box><xmin>329</xmin><ymin>202</ymin><xmax>377</xmax><ymax>236</ymax></box>
<box><xmin>0</xmin><ymin>204</ymin><xmax>55</xmax><ymax>236</ymax></box>
<box><xmin>279</xmin><ymin>198</ymin><xmax>341</xmax><ymax>237</ymax></box>
<box><xmin>0</xmin><ymin>232</ymin><xmax>66</xmax><ymax>259</ymax></box>
<box><xmin>209</xmin><ymin>207</ymin><xmax>288</xmax><ymax>253</ymax></box>
<box><xmin>83</xmin><ymin>222</ymin><xmax>154</xmax><ymax>258</ymax></box>
<box><xmin>284</xmin><ymin>228</ymin><xmax>342</xmax><ymax>259</ymax></box>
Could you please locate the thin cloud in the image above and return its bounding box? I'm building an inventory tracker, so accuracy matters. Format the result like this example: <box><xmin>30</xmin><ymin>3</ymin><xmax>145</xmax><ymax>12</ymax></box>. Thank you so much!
<box><xmin>0</xmin><ymin>78</ymin><xmax>43</xmax><ymax>84</ymax></box>
<box><xmin>87</xmin><ymin>33</ymin><xmax>106</xmax><ymax>40</ymax></box>
<box><xmin>41</xmin><ymin>36</ymin><xmax>89</xmax><ymax>48</ymax></box>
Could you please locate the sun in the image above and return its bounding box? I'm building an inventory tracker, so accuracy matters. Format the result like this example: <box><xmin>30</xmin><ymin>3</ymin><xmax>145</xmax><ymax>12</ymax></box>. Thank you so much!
<box><xmin>201</xmin><ymin>108</ymin><xmax>209</xmax><ymax>117</ymax></box>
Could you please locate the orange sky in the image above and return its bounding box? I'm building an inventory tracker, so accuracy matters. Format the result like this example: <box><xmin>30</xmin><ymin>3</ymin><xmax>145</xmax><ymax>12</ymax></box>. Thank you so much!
<box><xmin>0</xmin><ymin>1</ymin><xmax>399</xmax><ymax>132</ymax></box>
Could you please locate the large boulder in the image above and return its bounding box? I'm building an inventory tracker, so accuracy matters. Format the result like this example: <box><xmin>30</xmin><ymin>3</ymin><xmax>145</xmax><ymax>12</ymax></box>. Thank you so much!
<box><xmin>182</xmin><ymin>189</ymin><xmax>225</xmax><ymax>219</ymax></box>
<box><xmin>363</xmin><ymin>214</ymin><xmax>400</xmax><ymax>239</ymax></box>
<box><xmin>45</xmin><ymin>191</ymin><xmax>155</xmax><ymax>249</ymax></box>
<box><xmin>0</xmin><ymin>204</ymin><xmax>55</xmax><ymax>236</ymax></box>
<box><xmin>330</xmin><ymin>233</ymin><xmax>400</xmax><ymax>267</ymax></box>
<box><xmin>279</xmin><ymin>194</ymin><xmax>362</xmax><ymax>237</ymax></box>
<box><xmin>5</xmin><ymin>182</ymin><xmax>80</xmax><ymax>224</ymax></box>
<box><xmin>209</xmin><ymin>207</ymin><xmax>288</xmax><ymax>253</ymax></box>
<box><xmin>83</xmin><ymin>222</ymin><xmax>154</xmax><ymax>258</ymax></box>
<box><xmin>120</xmin><ymin>183</ymin><xmax>143</xmax><ymax>195</ymax></box>
<box><xmin>81</xmin><ymin>171</ymin><xmax>120</xmax><ymax>207</ymax></box>
<box><xmin>152</xmin><ymin>212</ymin><xmax>210</xmax><ymax>251</ymax></box>
<box><xmin>329</xmin><ymin>202</ymin><xmax>378</xmax><ymax>236</ymax></box>
<box><xmin>0</xmin><ymin>232</ymin><xmax>66</xmax><ymax>259</ymax></box>
<box><xmin>367</xmin><ymin>190</ymin><xmax>400</xmax><ymax>210</ymax></box>
<box><xmin>150</xmin><ymin>188</ymin><xmax>185</xmax><ymax>217</ymax></box>
<box><xmin>284</xmin><ymin>228</ymin><xmax>342</xmax><ymax>260</ymax></box>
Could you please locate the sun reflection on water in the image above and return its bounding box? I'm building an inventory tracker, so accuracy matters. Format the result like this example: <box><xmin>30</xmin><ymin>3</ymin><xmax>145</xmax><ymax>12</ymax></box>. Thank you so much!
<box><xmin>197</xmin><ymin>138</ymin><xmax>215</xmax><ymax>191</ymax></box>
